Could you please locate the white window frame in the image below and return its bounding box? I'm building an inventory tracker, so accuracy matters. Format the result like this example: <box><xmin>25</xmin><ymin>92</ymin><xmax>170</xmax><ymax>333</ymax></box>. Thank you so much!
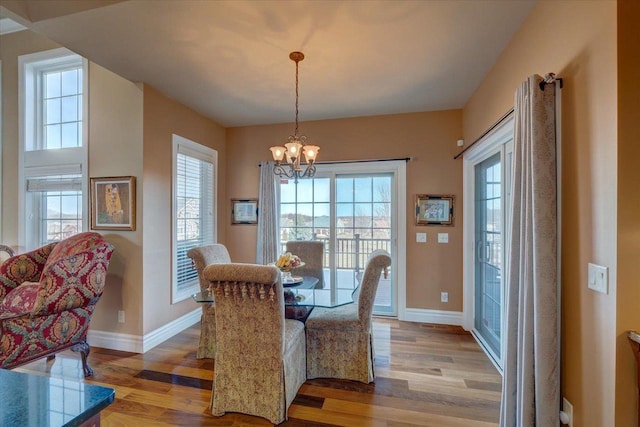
<box><xmin>171</xmin><ymin>134</ymin><xmax>218</xmax><ymax>304</ymax></box>
<box><xmin>462</xmin><ymin>114</ymin><xmax>514</xmax><ymax>372</ymax></box>
<box><xmin>18</xmin><ymin>48</ymin><xmax>88</xmax><ymax>249</ymax></box>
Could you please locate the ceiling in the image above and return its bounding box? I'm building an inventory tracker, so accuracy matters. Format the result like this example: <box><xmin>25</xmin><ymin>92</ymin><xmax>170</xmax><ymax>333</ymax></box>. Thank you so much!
<box><xmin>1</xmin><ymin>0</ymin><xmax>536</xmax><ymax>128</ymax></box>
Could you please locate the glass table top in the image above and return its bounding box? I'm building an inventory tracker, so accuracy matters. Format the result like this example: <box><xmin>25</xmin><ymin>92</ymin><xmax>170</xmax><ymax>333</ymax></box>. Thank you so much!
<box><xmin>192</xmin><ymin>276</ymin><xmax>354</xmax><ymax>309</ymax></box>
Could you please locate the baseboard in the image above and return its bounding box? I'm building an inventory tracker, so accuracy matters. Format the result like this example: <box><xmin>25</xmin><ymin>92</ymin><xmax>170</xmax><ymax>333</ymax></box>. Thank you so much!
<box><xmin>87</xmin><ymin>309</ymin><xmax>201</xmax><ymax>353</ymax></box>
<box><xmin>402</xmin><ymin>308</ymin><xmax>463</xmax><ymax>326</ymax></box>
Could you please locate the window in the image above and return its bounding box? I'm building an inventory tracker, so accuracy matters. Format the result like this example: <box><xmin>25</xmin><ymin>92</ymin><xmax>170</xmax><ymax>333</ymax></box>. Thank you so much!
<box><xmin>172</xmin><ymin>134</ymin><xmax>217</xmax><ymax>303</ymax></box>
<box><xmin>19</xmin><ymin>48</ymin><xmax>88</xmax><ymax>249</ymax></box>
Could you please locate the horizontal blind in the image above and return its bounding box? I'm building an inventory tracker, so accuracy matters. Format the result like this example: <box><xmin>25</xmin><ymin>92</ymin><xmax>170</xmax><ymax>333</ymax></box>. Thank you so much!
<box><xmin>176</xmin><ymin>152</ymin><xmax>214</xmax><ymax>292</ymax></box>
<box><xmin>26</xmin><ymin>175</ymin><xmax>83</xmax><ymax>192</ymax></box>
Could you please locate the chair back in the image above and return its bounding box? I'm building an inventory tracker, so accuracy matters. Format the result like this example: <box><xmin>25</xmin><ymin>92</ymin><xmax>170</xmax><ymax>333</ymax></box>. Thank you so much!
<box><xmin>187</xmin><ymin>244</ymin><xmax>231</xmax><ymax>292</ymax></box>
<box><xmin>356</xmin><ymin>249</ymin><xmax>391</xmax><ymax>327</ymax></box>
<box><xmin>36</xmin><ymin>232</ymin><xmax>113</xmax><ymax>315</ymax></box>
<box><xmin>285</xmin><ymin>240</ymin><xmax>324</xmax><ymax>288</ymax></box>
<box><xmin>203</xmin><ymin>263</ymin><xmax>285</xmax><ymax>356</ymax></box>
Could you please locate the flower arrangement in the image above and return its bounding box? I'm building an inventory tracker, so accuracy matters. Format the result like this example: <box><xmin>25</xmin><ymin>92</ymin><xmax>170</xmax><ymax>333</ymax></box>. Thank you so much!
<box><xmin>275</xmin><ymin>252</ymin><xmax>303</xmax><ymax>272</ymax></box>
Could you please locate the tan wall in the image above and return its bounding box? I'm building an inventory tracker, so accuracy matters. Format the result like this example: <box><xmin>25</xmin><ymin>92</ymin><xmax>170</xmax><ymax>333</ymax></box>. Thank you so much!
<box><xmin>0</xmin><ymin>30</ymin><xmax>59</xmax><ymax>244</ymax></box>
<box><xmin>616</xmin><ymin>1</ymin><xmax>640</xmax><ymax>425</ymax></box>
<box><xmin>226</xmin><ymin>111</ymin><xmax>463</xmax><ymax>311</ymax></box>
<box><xmin>142</xmin><ymin>84</ymin><xmax>226</xmax><ymax>333</ymax></box>
<box><xmin>463</xmin><ymin>1</ymin><xmax>618</xmax><ymax>425</ymax></box>
<box><xmin>87</xmin><ymin>62</ymin><xmax>144</xmax><ymax>336</ymax></box>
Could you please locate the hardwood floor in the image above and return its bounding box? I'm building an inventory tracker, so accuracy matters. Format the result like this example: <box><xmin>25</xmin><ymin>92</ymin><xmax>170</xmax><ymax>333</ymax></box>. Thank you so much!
<box><xmin>16</xmin><ymin>318</ymin><xmax>502</xmax><ymax>426</ymax></box>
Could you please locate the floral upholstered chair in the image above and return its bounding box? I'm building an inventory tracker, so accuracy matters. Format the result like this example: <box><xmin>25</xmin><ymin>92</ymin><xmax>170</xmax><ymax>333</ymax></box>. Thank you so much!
<box><xmin>186</xmin><ymin>244</ymin><xmax>231</xmax><ymax>359</ymax></box>
<box><xmin>203</xmin><ymin>263</ymin><xmax>306</xmax><ymax>425</ymax></box>
<box><xmin>0</xmin><ymin>232</ymin><xmax>114</xmax><ymax>376</ymax></box>
<box><xmin>305</xmin><ymin>249</ymin><xmax>391</xmax><ymax>383</ymax></box>
<box><xmin>285</xmin><ymin>240</ymin><xmax>324</xmax><ymax>289</ymax></box>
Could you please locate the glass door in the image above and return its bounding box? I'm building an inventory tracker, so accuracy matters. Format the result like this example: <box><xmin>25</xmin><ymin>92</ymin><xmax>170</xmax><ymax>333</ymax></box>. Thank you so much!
<box><xmin>463</xmin><ymin>115</ymin><xmax>513</xmax><ymax>370</ymax></box>
<box><xmin>474</xmin><ymin>153</ymin><xmax>502</xmax><ymax>357</ymax></box>
<box><xmin>279</xmin><ymin>162</ymin><xmax>402</xmax><ymax>317</ymax></box>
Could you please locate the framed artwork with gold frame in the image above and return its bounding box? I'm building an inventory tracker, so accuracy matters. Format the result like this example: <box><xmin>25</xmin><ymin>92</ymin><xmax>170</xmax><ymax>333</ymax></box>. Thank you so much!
<box><xmin>90</xmin><ymin>176</ymin><xmax>136</xmax><ymax>231</ymax></box>
<box><xmin>415</xmin><ymin>194</ymin><xmax>454</xmax><ymax>226</ymax></box>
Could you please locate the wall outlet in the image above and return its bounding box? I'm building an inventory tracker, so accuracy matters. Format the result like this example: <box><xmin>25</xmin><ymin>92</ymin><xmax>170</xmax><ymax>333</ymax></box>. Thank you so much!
<box><xmin>118</xmin><ymin>310</ymin><xmax>125</xmax><ymax>323</ymax></box>
<box><xmin>437</xmin><ymin>233</ymin><xmax>449</xmax><ymax>243</ymax></box>
<box><xmin>416</xmin><ymin>232</ymin><xmax>427</xmax><ymax>243</ymax></box>
<box><xmin>560</xmin><ymin>397</ymin><xmax>573</xmax><ymax>426</ymax></box>
<box><xmin>441</xmin><ymin>292</ymin><xmax>448</xmax><ymax>303</ymax></box>
<box><xmin>457</xmin><ymin>139</ymin><xmax>464</xmax><ymax>147</ymax></box>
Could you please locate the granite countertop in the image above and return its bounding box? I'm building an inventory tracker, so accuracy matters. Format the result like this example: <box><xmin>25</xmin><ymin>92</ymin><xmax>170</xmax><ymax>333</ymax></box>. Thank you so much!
<box><xmin>629</xmin><ymin>331</ymin><xmax>640</xmax><ymax>345</ymax></box>
<box><xmin>0</xmin><ymin>369</ymin><xmax>114</xmax><ymax>427</ymax></box>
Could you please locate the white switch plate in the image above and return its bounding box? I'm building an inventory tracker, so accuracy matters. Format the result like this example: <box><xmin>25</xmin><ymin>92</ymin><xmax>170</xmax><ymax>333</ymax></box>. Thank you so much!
<box><xmin>416</xmin><ymin>232</ymin><xmax>427</xmax><ymax>243</ymax></box>
<box><xmin>118</xmin><ymin>310</ymin><xmax>125</xmax><ymax>323</ymax></box>
<box><xmin>441</xmin><ymin>292</ymin><xmax>448</xmax><ymax>302</ymax></box>
<box><xmin>437</xmin><ymin>233</ymin><xmax>449</xmax><ymax>243</ymax></box>
<box><xmin>588</xmin><ymin>263</ymin><xmax>608</xmax><ymax>294</ymax></box>
<box><xmin>561</xmin><ymin>397</ymin><xmax>573</xmax><ymax>426</ymax></box>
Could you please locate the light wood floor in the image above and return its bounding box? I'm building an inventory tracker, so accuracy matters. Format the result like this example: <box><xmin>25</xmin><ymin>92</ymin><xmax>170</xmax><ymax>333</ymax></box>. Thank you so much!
<box><xmin>16</xmin><ymin>318</ymin><xmax>502</xmax><ymax>426</ymax></box>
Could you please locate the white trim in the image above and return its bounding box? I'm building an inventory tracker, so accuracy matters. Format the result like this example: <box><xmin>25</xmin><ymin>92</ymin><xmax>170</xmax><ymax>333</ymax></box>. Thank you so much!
<box><xmin>403</xmin><ymin>308</ymin><xmax>463</xmax><ymax>326</ymax></box>
<box><xmin>87</xmin><ymin>309</ymin><xmax>201</xmax><ymax>353</ymax></box>
<box><xmin>0</xmin><ymin>18</ymin><xmax>26</xmax><ymax>35</ymax></box>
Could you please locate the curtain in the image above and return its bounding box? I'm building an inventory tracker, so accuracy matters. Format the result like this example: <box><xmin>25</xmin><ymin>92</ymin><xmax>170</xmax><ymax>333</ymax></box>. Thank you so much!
<box><xmin>500</xmin><ymin>75</ymin><xmax>559</xmax><ymax>427</ymax></box>
<box><xmin>256</xmin><ymin>161</ymin><xmax>279</xmax><ymax>264</ymax></box>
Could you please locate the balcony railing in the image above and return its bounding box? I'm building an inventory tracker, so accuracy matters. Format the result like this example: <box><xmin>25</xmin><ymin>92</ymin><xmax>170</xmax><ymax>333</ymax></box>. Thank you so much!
<box><xmin>281</xmin><ymin>234</ymin><xmax>391</xmax><ymax>274</ymax></box>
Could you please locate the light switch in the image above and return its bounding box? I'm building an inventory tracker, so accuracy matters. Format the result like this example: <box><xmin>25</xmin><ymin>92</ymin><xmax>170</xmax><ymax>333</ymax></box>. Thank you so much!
<box><xmin>588</xmin><ymin>263</ymin><xmax>608</xmax><ymax>294</ymax></box>
<box><xmin>416</xmin><ymin>232</ymin><xmax>427</xmax><ymax>243</ymax></box>
<box><xmin>437</xmin><ymin>233</ymin><xmax>449</xmax><ymax>243</ymax></box>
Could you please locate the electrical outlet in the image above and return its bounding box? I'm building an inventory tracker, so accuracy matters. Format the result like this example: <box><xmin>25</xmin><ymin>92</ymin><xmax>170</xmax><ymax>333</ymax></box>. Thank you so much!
<box><xmin>441</xmin><ymin>292</ymin><xmax>448</xmax><ymax>303</ymax></box>
<box><xmin>437</xmin><ymin>233</ymin><xmax>449</xmax><ymax>243</ymax></box>
<box><xmin>560</xmin><ymin>397</ymin><xmax>573</xmax><ymax>426</ymax></box>
<box><xmin>118</xmin><ymin>310</ymin><xmax>125</xmax><ymax>323</ymax></box>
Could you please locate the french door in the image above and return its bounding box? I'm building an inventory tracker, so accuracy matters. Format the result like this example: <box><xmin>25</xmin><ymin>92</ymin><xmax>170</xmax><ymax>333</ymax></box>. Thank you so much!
<box><xmin>464</xmin><ymin>116</ymin><xmax>513</xmax><ymax>369</ymax></box>
<box><xmin>278</xmin><ymin>161</ymin><xmax>405</xmax><ymax>316</ymax></box>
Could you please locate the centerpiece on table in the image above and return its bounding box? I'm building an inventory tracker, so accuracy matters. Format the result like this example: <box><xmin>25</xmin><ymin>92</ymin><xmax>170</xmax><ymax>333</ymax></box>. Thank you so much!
<box><xmin>275</xmin><ymin>252</ymin><xmax>305</xmax><ymax>282</ymax></box>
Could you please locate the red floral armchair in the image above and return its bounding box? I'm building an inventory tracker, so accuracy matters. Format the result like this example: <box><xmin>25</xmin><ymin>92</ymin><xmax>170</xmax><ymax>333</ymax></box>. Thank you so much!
<box><xmin>0</xmin><ymin>232</ymin><xmax>114</xmax><ymax>376</ymax></box>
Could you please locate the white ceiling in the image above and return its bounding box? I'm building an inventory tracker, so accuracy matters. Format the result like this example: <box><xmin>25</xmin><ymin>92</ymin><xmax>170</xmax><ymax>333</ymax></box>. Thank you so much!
<box><xmin>1</xmin><ymin>0</ymin><xmax>536</xmax><ymax>127</ymax></box>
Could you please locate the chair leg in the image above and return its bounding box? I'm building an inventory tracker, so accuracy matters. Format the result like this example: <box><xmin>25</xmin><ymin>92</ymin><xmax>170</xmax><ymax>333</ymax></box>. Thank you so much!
<box><xmin>71</xmin><ymin>339</ymin><xmax>94</xmax><ymax>377</ymax></box>
<box><xmin>46</xmin><ymin>354</ymin><xmax>56</xmax><ymax>362</ymax></box>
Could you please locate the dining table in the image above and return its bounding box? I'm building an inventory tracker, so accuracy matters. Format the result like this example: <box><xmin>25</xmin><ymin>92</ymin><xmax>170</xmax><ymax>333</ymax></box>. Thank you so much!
<box><xmin>192</xmin><ymin>275</ymin><xmax>355</xmax><ymax>322</ymax></box>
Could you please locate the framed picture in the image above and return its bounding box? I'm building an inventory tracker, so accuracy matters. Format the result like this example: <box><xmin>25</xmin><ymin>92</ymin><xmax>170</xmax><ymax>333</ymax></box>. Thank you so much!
<box><xmin>90</xmin><ymin>176</ymin><xmax>136</xmax><ymax>231</ymax></box>
<box><xmin>416</xmin><ymin>194</ymin><xmax>454</xmax><ymax>226</ymax></box>
<box><xmin>231</xmin><ymin>198</ymin><xmax>258</xmax><ymax>225</ymax></box>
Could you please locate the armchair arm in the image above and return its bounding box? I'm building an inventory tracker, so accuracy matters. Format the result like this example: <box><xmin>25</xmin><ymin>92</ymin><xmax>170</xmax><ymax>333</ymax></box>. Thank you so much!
<box><xmin>0</xmin><ymin>243</ymin><xmax>57</xmax><ymax>300</ymax></box>
<box><xmin>0</xmin><ymin>282</ymin><xmax>40</xmax><ymax>316</ymax></box>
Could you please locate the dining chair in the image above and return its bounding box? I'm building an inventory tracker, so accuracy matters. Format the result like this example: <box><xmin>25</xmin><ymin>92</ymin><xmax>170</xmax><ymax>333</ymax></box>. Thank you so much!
<box><xmin>186</xmin><ymin>244</ymin><xmax>231</xmax><ymax>359</ymax></box>
<box><xmin>285</xmin><ymin>240</ymin><xmax>324</xmax><ymax>289</ymax></box>
<box><xmin>305</xmin><ymin>249</ymin><xmax>391</xmax><ymax>383</ymax></box>
<box><xmin>203</xmin><ymin>263</ymin><xmax>306</xmax><ymax>424</ymax></box>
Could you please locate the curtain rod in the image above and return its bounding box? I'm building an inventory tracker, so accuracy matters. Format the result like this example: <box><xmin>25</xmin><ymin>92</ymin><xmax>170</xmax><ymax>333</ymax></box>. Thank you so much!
<box><xmin>258</xmin><ymin>157</ymin><xmax>411</xmax><ymax>167</ymax></box>
<box><xmin>453</xmin><ymin>108</ymin><xmax>514</xmax><ymax>160</ymax></box>
<box><xmin>454</xmin><ymin>72</ymin><xmax>562</xmax><ymax>160</ymax></box>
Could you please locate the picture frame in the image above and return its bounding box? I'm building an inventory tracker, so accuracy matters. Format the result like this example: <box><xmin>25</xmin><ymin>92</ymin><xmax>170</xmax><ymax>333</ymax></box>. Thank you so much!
<box><xmin>90</xmin><ymin>176</ymin><xmax>136</xmax><ymax>231</ymax></box>
<box><xmin>416</xmin><ymin>194</ymin><xmax>454</xmax><ymax>226</ymax></box>
<box><xmin>231</xmin><ymin>198</ymin><xmax>258</xmax><ymax>225</ymax></box>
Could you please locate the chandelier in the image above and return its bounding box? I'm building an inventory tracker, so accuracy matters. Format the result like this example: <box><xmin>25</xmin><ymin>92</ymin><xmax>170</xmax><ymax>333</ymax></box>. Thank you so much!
<box><xmin>269</xmin><ymin>51</ymin><xmax>319</xmax><ymax>182</ymax></box>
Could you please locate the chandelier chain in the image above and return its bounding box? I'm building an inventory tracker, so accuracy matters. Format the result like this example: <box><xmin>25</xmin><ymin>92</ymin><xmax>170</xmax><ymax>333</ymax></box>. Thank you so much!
<box><xmin>294</xmin><ymin>58</ymin><xmax>299</xmax><ymax>136</ymax></box>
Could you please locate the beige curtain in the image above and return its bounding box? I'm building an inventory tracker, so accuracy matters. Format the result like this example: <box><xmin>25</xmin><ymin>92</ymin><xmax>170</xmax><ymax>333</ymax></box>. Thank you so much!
<box><xmin>256</xmin><ymin>161</ymin><xmax>279</xmax><ymax>264</ymax></box>
<box><xmin>500</xmin><ymin>75</ymin><xmax>559</xmax><ymax>427</ymax></box>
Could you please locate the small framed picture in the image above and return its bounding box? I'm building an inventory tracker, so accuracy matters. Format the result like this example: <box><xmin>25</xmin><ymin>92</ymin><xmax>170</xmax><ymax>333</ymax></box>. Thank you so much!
<box><xmin>90</xmin><ymin>176</ymin><xmax>136</xmax><ymax>231</ymax></box>
<box><xmin>231</xmin><ymin>198</ymin><xmax>258</xmax><ymax>225</ymax></box>
<box><xmin>416</xmin><ymin>194</ymin><xmax>454</xmax><ymax>226</ymax></box>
